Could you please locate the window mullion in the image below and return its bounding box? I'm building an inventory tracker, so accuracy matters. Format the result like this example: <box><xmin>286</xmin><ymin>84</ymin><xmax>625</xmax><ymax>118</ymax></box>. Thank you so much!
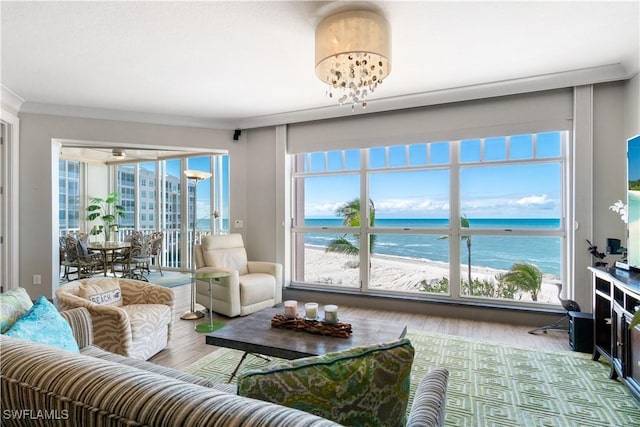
<box><xmin>360</xmin><ymin>149</ymin><xmax>370</xmax><ymax>292</ymax></box>
<box><xmin>449</xmin><ymin>141</ymin><xmax>461</xmax><ymax>298</ymax></box>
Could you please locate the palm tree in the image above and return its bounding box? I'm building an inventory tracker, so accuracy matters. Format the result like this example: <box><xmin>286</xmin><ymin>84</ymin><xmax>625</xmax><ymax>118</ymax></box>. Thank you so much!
<box><xmin>438</xmin><ymin>216</ymin><xmax>472</xmax><ymax>294</ymax></box>
<box><xmin>326</xmin><ymin>198</ymin><xmax>376</xmax><ymax>256</ymax></box>
<box><xmin>497</xmin><ymin>262</ymin><xmax>543</xmax><ymax>301</ymax></box>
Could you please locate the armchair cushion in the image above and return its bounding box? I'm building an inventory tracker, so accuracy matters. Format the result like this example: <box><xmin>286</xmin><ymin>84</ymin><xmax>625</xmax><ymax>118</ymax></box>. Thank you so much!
<box><xmin>238</xmin><ymin>338</ymin><xmax>414</xmax><ymax>427</ymax></box>
<box><xmin>4</xmin><ymin>296</ymin><xmax>79</xmax><ymax>353</ymax></box>
<box><xmin>0</xmin><ymin>287</ymin><xmax>33</xmax><ymax>333</ymax></box>
<box><xmin>201</xmin><ymin>234</ymin><xmax>249</xmax><ymax>275</ymax></box>
<box><xmin>78</xmin><ymin>277</ymin><xmax>122</xmax><ymax>306</ymax></box>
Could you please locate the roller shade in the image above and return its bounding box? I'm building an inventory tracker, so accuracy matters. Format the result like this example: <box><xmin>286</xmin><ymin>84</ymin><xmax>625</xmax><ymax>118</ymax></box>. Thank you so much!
<box><xmin>287</xmin><ymin>89</ymin><xmax>573</xmax><ymax>153</ymax></box>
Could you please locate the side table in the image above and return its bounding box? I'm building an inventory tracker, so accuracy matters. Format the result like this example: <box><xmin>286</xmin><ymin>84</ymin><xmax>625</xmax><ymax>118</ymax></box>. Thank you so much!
<box><xmin>193</xmin><ymin>271</ymin><xmax>231</xmax><ymax>333</ymax></box>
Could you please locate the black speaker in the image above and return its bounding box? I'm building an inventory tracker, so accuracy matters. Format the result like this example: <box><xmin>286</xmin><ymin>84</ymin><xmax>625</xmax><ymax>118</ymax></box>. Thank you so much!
<box><xmin>569</xmin><ymin>311</ymin><xmax>593</xmax><ymax>353</ymax></box>
<box><xmin>233</xmin><ymin>129</ymin><xmax>242</xmax><ymax>141</ymax></box>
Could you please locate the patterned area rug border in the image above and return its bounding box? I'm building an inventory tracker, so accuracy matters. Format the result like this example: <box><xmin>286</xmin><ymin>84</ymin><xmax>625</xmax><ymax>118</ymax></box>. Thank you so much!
<box><xmin>185</xmin><ymin>331</ymin><xmax>640</xmax><ymax>426</ymax></box>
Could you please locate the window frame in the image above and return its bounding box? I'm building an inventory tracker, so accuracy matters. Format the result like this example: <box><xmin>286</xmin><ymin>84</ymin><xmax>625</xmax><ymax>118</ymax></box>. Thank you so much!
<box><xmin>290</xmin><ymin>131</ymin><xmax>568</xmax><ymax>309</ymax></box>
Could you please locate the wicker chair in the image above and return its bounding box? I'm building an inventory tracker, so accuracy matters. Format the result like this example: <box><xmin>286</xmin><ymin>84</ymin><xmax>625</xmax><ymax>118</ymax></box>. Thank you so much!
<box><xmin>148</xmin><ymin>231</ymin><xmax>164</xmax><ymax>276</ymax></box>
<box><xmin>64</xmin><ymin>234</ymin><xmax>104</xmax><ymax>279</ymax></box>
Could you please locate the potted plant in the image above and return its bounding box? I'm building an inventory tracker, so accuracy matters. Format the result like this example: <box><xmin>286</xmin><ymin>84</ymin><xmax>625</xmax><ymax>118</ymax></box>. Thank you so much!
<box><xmin>86</xmin><ymin>192</ymin><xmax>126</xmax><ymax>241</ymax></box>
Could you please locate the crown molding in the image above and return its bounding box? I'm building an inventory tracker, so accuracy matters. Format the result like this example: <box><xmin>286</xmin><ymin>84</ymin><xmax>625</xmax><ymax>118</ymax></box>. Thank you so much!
<box><xmin>9</xmin><ymin>63</ymin><xmax>637</xmax><ymax>131</ymax></box>
<box><xmin>237</xmin><ymin>63</ymin><xmax>635</xmax><ymax>129</ymax></box>
<box><xmin>1</xmin><ymin>85</ymin><xmax>25</xmax><ymax>114</ymax></box>
<box><xmin>18</xmin><ymin>102</ymin><xmax>238</xmax><ymax>130</ymax></box>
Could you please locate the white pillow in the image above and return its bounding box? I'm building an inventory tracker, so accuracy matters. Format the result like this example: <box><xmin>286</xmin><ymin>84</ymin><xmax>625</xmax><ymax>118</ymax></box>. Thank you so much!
<box><xmin>78</xmin><ymin>278</ymin><xmax>122</xmax><ymax>306</ymax></box>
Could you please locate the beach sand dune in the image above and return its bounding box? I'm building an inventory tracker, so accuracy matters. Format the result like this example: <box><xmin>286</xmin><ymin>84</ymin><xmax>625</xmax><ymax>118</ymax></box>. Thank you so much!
<box><xmin>302</xmin><ymin>247</ymin><xmax>561</xmax><ymax>304</ymax></box>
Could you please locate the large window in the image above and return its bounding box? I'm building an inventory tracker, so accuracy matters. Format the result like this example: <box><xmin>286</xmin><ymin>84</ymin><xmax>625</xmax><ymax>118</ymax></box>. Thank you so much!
<box><xmin>291</xmin><ymin>132</ymin><xmax>567</xmax><ymax>307</ymax></box>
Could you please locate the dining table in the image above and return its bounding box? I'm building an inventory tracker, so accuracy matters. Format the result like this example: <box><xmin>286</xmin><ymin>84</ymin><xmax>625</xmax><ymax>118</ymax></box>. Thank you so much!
<box><xmin>87</xmin><ymin>241</ymin><xmax>131</xmax><ymax>277</ymax></box>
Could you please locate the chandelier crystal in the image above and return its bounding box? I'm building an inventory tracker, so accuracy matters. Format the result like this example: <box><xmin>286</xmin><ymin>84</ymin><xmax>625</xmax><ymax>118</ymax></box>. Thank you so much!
<box><xmin>315</xmin><ymin>10</ymin><xmax>391</xmax><ymax>110</ymax></box>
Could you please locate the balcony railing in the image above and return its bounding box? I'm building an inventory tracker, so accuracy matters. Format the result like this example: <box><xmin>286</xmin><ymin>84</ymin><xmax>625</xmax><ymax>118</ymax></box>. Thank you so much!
<box><xmin>60</xmin><ymin>227</ymin><xmax>223</xmax><ymax>272</ymax></box>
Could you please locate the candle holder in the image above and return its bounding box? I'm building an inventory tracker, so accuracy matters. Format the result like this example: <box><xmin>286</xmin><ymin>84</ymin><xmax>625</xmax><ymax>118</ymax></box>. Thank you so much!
<box><xmin>305</xmin><ymin>302</ymin><xmax>319</xmax><ymax>321</ymax></box>
<box><xmin>284</xmin><ymin>300</ymin><xmax>298</xmax><ymax>319</ymax></box>
<box><xmin>324</xmin><ymin>304</ymin><xmax>338</xmax><ymax>323</ymax></box>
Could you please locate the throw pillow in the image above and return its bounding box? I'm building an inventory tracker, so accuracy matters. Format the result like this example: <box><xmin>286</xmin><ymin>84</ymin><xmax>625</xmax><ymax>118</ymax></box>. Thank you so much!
<box><xmin>4</xmin><ymin>296</ymin><xmax>80</xmax><ymax>353</ymax></box>
<box><xmin>0</xmin><ymin>287</ymin><xmax>34</xmax><ymax>333</ymax></box>
<box><xmin>78</xmin><ymin>277</ymin><xmax>122</xmax><ymax>306</ymax></box>
<box><xmin>238</xmin><ymin>338</ymin><xmax>414</xmax><ymax>427</ymax></box>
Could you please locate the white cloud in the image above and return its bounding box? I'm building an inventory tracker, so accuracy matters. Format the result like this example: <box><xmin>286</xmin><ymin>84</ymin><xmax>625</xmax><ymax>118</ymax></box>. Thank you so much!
<box><xmin>511</xmin><ymin>194</ymin><xmax>553</xmax><ymax>207</ymax></box>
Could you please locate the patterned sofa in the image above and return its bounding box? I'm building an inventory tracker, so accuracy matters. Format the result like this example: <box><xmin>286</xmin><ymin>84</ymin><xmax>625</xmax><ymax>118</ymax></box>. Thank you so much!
<box><xmin>1</xmin><ymin>306</ymin><xmax>449</xmax><ymax>426</ymax></box>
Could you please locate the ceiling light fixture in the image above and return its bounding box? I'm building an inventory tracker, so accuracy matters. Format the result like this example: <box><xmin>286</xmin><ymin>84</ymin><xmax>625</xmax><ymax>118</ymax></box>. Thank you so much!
<box><xmin>112</xmin><ymin>149</ymin><xmax>126</xmax><ymax>160</ymax></box>
<box><xmin>315</xmin><ymin>9</ymin><xmax>391</xmax><ymax>110</ymax></box>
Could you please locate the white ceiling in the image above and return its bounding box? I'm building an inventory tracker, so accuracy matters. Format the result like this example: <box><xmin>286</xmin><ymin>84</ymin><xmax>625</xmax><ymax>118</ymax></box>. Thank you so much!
<box><xmin>2</xmin><ymin>1</ymin><xmax>639</xmax><ymax>130</ymax></box>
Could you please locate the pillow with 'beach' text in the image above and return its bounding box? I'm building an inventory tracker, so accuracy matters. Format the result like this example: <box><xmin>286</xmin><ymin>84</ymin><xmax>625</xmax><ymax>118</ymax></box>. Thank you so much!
<box><xmin>78</xmin><ymin>277</ymin><xmax>122</xmax><ymax>306</ymax></box>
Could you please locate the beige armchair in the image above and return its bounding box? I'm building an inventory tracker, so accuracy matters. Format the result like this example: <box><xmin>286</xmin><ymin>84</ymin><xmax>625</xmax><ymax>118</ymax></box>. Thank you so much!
<box><xmin>55</xmin><ymin>278</ymin><xmax>175</xmax><ymax>360</ymax></box>
<box><xmin>194</xmin><ymin>234</ymin><xmax>282</xmax><ymax>317</ymax></box>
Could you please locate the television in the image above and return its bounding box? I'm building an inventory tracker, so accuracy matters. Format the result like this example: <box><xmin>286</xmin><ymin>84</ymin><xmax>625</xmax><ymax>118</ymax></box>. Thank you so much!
<box><xmin>627</xmin><ymin>135</ymin><xmax>640</xmax><ymax>271</ymax></box>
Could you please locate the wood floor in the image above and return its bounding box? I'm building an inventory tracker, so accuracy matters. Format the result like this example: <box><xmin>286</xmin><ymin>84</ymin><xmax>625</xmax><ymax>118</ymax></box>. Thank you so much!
<box><xmin>149</xmin><ymin>282</ymin><xmax>571</xmax><ymax>371</ymax></box>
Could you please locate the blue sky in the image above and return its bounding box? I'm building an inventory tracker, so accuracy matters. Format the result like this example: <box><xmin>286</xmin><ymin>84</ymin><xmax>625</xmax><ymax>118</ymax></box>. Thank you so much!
<box><xmin>304</xmin><ymin>132</ymin><xmax>563</xmax><ymax>219</ymax></box>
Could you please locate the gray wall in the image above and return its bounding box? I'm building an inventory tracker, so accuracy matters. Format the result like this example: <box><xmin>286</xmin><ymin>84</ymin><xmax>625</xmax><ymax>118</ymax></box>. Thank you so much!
<box><xmin>18</xmin><ymin>113</ymin><xmax>248</xmax><ymax>298</ymax></box>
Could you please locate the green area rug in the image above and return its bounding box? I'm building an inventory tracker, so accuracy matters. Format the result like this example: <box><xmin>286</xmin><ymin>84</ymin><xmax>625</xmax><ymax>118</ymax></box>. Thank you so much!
<box><xmin>185</xmin><ymin>331</ymin><xmax>640</xmax><ymax>426</ymax></box>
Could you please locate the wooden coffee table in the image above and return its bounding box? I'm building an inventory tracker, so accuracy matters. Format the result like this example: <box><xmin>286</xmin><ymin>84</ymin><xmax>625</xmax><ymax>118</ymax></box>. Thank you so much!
<box><xmin>205</xmin><ymin>305</ymin><xmax>407</xmax><ymax>381</ymax></box>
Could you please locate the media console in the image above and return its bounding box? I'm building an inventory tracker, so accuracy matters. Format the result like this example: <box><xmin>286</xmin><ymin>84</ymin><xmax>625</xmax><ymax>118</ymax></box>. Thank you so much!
<box><xmin>590</xmin><ymin>266</ymin><xmax>640</xmax><ymax>400</ymax></box>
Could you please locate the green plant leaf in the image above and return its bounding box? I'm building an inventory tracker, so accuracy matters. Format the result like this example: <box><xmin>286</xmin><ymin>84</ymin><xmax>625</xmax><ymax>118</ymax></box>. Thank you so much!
<box><xmin>630</xmin><ymin>310</ymin><xmax>640</xmax><ymax>330</ymax></box>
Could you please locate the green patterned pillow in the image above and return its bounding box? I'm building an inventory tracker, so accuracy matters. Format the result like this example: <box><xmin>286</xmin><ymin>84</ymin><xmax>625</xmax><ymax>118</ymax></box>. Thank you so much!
<box><xmin>4</xmin><ymin>296</ymin><xmax>79</xmax><ymax>353</ymax></box>
<box><xmin>0</xmin><ymin>287</ymin><xmax>33</xmax><ymax>333</ymax></box>
<box><xmin>238</xmin><ymin>338</ymin><xmax>414</xmax><ymax>427</ymax></box>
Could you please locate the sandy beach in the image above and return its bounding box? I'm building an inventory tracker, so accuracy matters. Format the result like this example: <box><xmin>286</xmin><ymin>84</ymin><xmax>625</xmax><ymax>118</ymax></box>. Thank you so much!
<box><xmin>302</xmin><ymin>246</ymin><xmax>561</xmax><ymax>304</ymax></box>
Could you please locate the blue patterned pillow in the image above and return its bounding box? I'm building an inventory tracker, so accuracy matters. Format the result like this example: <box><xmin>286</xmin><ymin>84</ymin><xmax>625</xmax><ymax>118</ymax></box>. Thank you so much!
<box><xmin>4</xmin><ymin>296</ymin><xmax>79</xmax><ymax>353</ymax></box>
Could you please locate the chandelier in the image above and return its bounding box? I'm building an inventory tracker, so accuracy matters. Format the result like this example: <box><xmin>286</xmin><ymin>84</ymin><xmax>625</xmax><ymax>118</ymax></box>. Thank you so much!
<box><xmin>315</xmin><ymin>9</ymin><xmax>391</xmax><ymax>110</ymax></box>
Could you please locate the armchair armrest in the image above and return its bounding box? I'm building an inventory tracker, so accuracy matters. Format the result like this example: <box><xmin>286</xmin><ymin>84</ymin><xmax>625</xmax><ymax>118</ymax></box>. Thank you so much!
<box><xmin>247</xmin><ymin>261</ymin><xmax>283</xmax><ymax>303</ymax></box>
<box><xmin>196</xmin><ymin>267</ymin><xmax>241</xmax><ymax>316</ymax></box>
<box><xmin>406</xmin><ymin>368</ymin><xmax>449</xmax><ymax>427</ymax></box>
<box><xmin>119</xmin><ymin>278</ymin><xmax>174</xmax><ymax>307</ymax></box>
<box><xmin>59</xmin><ymin>307</ymin><xmax>93</xmax><ymax>349</ymax></box>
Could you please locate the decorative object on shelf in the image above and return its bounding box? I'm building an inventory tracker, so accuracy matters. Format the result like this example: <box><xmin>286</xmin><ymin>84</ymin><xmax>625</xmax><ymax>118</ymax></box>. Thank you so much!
<box><xmin>181</xmin><ymin>169</ymin><xmax>213</xmax><ymax>321</ymax></box>
<box><xmin>86</xmin><ymin>192</ymin><xmax>126</xmax><ymax>242</ymax></box>
<box><xmin>323</xmin><ymin>304</ymin><xmax>338</xmax><ymax>323</ymax></box>
<box><xmin>586</xmin><ymin>239</ymin><xmax>607</xmax><ymax>267</ymax></box>
<box><xmin>315</xmin><ymin>9</ymin><xmax>391</xmax><ymax>110</ymax></box>
<box><xmin>304</xmin><ymin>302</ymin><xmax>318</xmax><ymax>320</ymax></box>
<box><xmin>271</xmin><ymin>314</ymin><xmax>352</xmax><ymax>338</ymax></box>
<box><xmin>284</xmin><ymin>300</ymin><xmax>297</xmax><ymax>319</ymax></box>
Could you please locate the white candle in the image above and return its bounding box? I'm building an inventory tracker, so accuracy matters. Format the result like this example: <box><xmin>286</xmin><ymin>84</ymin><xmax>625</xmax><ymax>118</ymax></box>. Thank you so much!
<box><xmin>324</xmin><ymin>304</ymin><xmax>338</xmax><ymax>323</ymax></box>
<box><xmin>284</xmin><ymin>300</ymin><xmax>298</xmax><ymax>318</ymax></box>
<box><xmin>305</xmin><ymin>302</ymin><xmax>318</xmax><ymax>320</ymax></box>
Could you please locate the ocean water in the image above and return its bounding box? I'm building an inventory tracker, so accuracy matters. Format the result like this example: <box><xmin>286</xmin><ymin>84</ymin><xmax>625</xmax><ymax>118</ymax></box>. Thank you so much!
<box><xmin>303</xmin><ymin>218</ymin><xmax>562</xmax><ymax>276</ymax></box>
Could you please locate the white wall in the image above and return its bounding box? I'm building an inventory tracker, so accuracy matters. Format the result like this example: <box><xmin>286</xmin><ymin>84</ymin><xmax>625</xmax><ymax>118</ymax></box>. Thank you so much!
<box><xmin>18</xmin><ymin>113</ymin><xmax>245</xmax><ymax>298</ymax></box>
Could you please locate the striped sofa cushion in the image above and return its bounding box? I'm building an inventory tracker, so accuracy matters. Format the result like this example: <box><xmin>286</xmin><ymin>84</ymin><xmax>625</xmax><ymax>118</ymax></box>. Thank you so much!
<box><xmin>0</xmin><ymin>335</ymin><xmax>341</xmax><ymax>427</ymax></box>
<box><xmin>81</xmin><ymin>345</ymin><xmax>217</xmax><ymax>388</ymax></box>
<box><xmin>406</xmin><ymin>368</ymin><xmax>449</xmax><ymax>427</ymax></box>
